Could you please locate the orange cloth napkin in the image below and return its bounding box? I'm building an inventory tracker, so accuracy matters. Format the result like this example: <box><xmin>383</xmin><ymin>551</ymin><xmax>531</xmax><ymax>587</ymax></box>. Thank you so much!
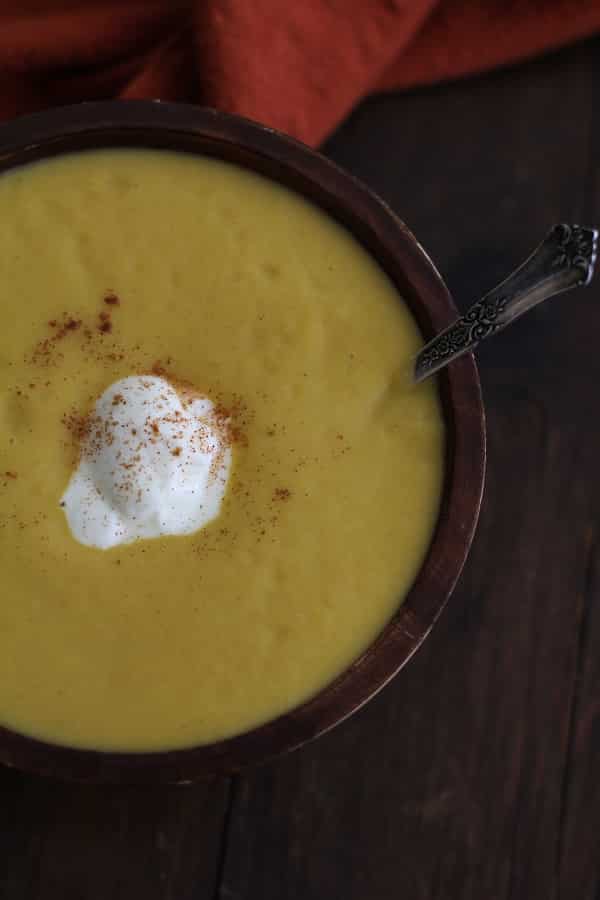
<box><xmin>1</xmin><ymin>1</ymin><xmax>599</xmax><ymax>146</ymax></box>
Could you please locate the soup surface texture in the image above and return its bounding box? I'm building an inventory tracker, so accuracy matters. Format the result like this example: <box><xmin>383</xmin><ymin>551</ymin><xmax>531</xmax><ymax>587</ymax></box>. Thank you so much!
<box><xmin>0</xmin><ymin>150</ymin><xmax>444</xmax><ymax>750</ymax></box>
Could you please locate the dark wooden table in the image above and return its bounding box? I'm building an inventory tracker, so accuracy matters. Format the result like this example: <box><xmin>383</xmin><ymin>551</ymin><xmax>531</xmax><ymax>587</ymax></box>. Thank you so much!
<box><xmin>3</xmin><ymin>36</ymin><xmax>600</xmax><ymax>900</ymax></box>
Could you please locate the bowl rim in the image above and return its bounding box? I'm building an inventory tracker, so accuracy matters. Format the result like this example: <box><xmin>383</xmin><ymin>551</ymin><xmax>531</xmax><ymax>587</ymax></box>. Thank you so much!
<box><xmin>0</xmin><ymin>101</ymin><xmax>486</xmax><ymax>783</ymax></box>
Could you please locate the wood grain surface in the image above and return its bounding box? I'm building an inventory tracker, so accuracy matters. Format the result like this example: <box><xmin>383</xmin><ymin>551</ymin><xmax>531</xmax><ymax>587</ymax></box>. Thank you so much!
<box><xmin>2</xmin><ymin>35</ymin><xmax>600</xmax><ymax>900</ymax></box>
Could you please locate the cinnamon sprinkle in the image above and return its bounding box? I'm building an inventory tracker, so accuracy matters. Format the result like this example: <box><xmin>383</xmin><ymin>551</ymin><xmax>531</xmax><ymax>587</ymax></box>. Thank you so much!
<box><xmin>63</xmin><ymin>379</ymin><xmax>249</xmax><ymax>483</ymax></box>
<box><xmin>30</xmin><ymin>291</ymin><xmax>123</xmax><ymax>366</ymax></box>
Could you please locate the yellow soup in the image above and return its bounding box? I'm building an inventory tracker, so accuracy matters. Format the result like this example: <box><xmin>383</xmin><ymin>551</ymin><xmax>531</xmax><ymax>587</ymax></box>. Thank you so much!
<box><xmin>0</xmin><ymin>149</ymin><xmax>444</xmax><ymax>751</ymax></box>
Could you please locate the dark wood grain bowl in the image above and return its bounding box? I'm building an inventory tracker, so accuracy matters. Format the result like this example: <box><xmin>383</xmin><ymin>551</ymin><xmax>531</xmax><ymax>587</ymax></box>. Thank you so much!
<box><xmin>0</xmin><ymin>101</ymin><xmax>485</xmax><ymax>783</ymax></box>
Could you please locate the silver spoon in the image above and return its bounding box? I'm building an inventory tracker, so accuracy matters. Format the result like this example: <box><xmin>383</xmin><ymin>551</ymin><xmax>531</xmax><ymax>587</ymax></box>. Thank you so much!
<box><xmin>414</xmin><ymin>223</ymin><xmax>598</xmax><ymax>383</ymax></box>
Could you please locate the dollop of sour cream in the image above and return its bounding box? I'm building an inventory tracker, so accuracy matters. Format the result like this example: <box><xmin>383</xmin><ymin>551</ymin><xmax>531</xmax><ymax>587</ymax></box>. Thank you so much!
<box><xmin>61</xmin><ymin>376</ymin><xmax>231</xmax><ymax>549</ymax></box>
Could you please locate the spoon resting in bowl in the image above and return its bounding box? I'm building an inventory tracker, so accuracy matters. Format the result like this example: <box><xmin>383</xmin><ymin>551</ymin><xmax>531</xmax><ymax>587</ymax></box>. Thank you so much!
<box><xmin>414</xmin><ymin>223</ymin><xmax>598</xmax><ymax>383</ymax></box>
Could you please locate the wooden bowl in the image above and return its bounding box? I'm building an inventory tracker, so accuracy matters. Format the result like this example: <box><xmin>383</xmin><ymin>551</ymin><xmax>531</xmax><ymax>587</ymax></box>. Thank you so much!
<box><xmin>0</xmin><ymin>102</ymin><xmax>485</xmax><ymax>783</ymax></box>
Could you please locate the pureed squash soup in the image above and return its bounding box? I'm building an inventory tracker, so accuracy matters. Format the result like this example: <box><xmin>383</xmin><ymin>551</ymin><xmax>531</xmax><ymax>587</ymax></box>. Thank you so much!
<box><xmin>0</xmin><ymin>149</ymin><xmax>444</xmax><ymax>751</ymax></box>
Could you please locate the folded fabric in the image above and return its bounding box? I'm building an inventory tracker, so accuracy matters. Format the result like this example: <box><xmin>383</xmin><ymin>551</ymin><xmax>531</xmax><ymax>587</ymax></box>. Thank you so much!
<box><xmin>1</xmin><ymin>1</ymin><xmax>599</xmax><ymax>146</ymax></box>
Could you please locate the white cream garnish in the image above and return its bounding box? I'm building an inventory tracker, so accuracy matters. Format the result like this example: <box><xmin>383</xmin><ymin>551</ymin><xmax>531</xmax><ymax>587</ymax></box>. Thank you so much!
<box><xmin>61</xmin><ymin>375</ymin><xmax>231</xmax><ymax>549</ymax></box>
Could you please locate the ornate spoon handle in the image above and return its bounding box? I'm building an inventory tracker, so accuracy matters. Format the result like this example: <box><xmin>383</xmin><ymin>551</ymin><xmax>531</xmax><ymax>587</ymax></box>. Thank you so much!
<box><xmin>414</xmin><ymin>223</ymin><xmax>598</xmax><ymax>383</ymax></box>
